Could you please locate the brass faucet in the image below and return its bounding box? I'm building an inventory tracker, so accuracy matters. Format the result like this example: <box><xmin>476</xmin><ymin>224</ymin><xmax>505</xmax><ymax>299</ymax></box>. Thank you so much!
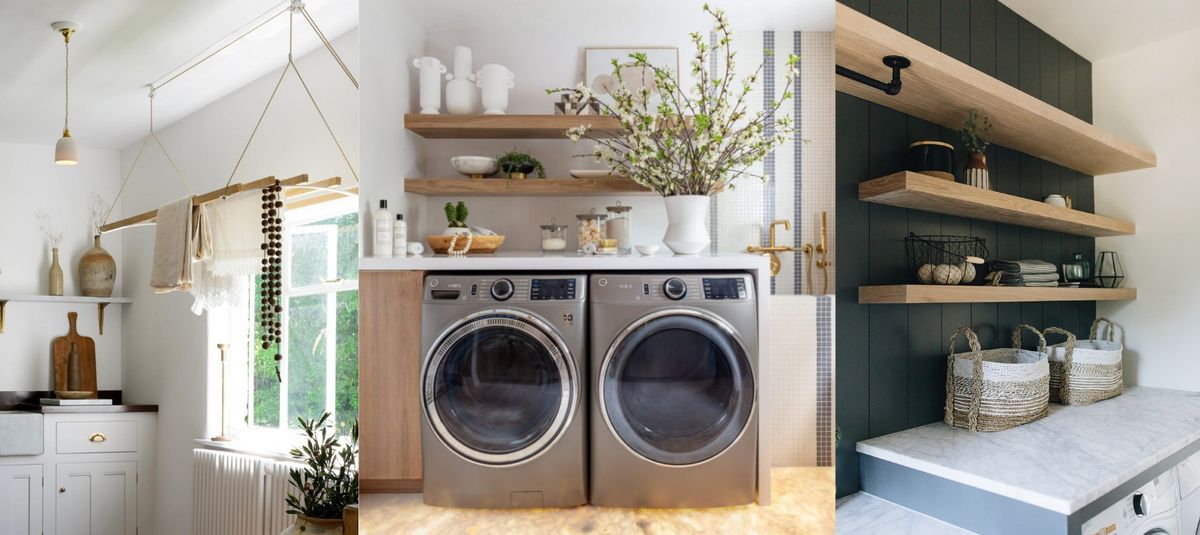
<box><xmin>815</xmin><ymin>211</ymin><xmax>832</xmax><ymax>294</ymax></box>
<box><xmin>747</xmin><ymin>219</ymin><xmax>797</xmax><ymax>277</ymax></box>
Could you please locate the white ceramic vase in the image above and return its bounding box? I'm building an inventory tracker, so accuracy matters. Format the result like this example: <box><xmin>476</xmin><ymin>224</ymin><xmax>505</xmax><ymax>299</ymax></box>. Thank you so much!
<box><xmin>662</xmin><ymin>195</ymin><xmax>711</xmax><ymax>255</ymax></box>
<box><xmin>476</xmin><ymin>64</ymin><xmax>514</xmax><ymax>115</ymax></box>
<box><xmin>445</xmin><ymin>46</ymin><xmax>479</xmax><ymax>115</ymax></box>
<box><xmin>413</xmin><ymin>56</ymin><xmax>447</xmax><ymax>114</ymax></box>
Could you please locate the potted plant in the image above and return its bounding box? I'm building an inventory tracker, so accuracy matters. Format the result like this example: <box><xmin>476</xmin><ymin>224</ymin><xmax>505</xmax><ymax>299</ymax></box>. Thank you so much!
<box><xmin>959</xmin><ymin>108</ymin><xmax>993</xmax><ymax>189</ymax></box>
<box><xmin>549</xmin><ymin>5</ymin><xmax>798</xmax><ymax>254</ymax></box>
<box><xmin>282</xmin><ymin>413</ymin><xmax>358</xmax><ymax>535</ymax></box>
<box><xmin>496</xmin><ymin>149</ymin><xmax>546</xmax><ymax>179</ymax></box>
<box><xmin>443</xmin><ymin>201</ymin><xmax>469</xmax><ymax>235</ymax></box>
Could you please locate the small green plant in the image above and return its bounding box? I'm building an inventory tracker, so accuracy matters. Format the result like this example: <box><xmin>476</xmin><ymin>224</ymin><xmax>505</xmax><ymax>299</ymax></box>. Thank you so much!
<box><xmin>496</xmin><ymin>149</ymin><xmax>546</xmax><ymax>178</ymax></box>
<box><xmin>443</xmin><ymin>201</ymin><xmax>469</xmax><ymax>228</ymax></box>
<box><xmin>285</xmin><ymin>413</ymin><xmax>358</xmax><ymax>521</ymax></box>
<box><xmin>959</xmin><ymin>108</ymin><xmax>993</xmax><ymax>153</ymax></box>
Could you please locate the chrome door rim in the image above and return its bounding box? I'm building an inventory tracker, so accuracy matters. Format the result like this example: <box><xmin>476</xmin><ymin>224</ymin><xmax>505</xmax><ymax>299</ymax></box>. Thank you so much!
<box><xmin>598</xmin><ymin>307</ymin><xmax>756</xmax><ymax>467</ymax></box>
<box><xmin>423</xmin><ymin>308</ymin><xmax>577</xmax><ymax>466</ymax></box>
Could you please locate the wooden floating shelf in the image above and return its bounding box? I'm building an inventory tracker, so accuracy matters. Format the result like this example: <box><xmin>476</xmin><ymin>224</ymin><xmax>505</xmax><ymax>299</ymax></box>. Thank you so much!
<box><xmin>859</xmin><ymin>285</ymin><xmax>1136</xmax><ymax>304</ymax></box>
<box><xmin>0</xmin><ymin>296</ymin><xmax>133</xmax><ymax>335</ymax></box>
<box><xmin>835</xmin><ymin>3</ymin><xmax>1155</xmax><ymax>176</ymax></box>
<box><xmin>404</xmin><ymin>114</ymin><xmax>622</xmax><ymax>139</ymax></box>
<box><xmin>859</xmin><ymin>172</ymin><xmax>1135</xmax><ymax>237</ymax></box>
<box><xmin>404</xmin><ymin>178</ymin><xmax>652</xmax><ymax>196</ymax></box>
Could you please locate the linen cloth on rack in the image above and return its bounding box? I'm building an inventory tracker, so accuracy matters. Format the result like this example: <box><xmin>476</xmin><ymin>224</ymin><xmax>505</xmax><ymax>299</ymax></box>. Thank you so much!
<box><xmin>990</xmin><ymin>259</ymin><xmax>1060</xmax><ymax>287</ymax></box>
<box><xmin>188</xmin><ymin>191</ymin><xmax>265</xmax><ymax>315</ymax></box>
<box><xmin>150</xmin><ymin>196</ymin><xmax>196</xmax><ymax>293</ymax></box>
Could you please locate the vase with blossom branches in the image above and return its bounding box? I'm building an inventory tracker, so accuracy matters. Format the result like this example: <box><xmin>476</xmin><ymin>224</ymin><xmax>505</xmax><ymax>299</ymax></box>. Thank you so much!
<box><xmin>548</xmin><ymin>4</ymin><xmax>800</xmax><ymax>253</ymax></box>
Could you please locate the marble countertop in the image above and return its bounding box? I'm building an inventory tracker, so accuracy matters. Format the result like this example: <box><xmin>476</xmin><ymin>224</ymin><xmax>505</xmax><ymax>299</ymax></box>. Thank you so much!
<box><xmin>361</xmin><ymin>467</ymin><xmax>833</xmax><ymax>535</ymax></box>
<box><xmin>857</xmin><ymin>386</ymin><xmax>1200</xmax><ymax>514</ymax></box>
<box><xmin>360</xmin><ymin>251</ymin><xmax>771</xmax><ymax>272</ymax></box>
<box><xmin>836</xmin><ymin>492</ymin><xmax>972</xmax><ymax>534</ymax></box>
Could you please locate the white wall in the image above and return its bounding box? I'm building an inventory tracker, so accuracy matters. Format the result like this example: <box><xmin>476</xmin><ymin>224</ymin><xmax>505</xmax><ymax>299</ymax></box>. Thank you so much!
<box><xmin>1093</xmin><ymin>26</ymin><xmax>1200</xmax><ymax>392</ymax></box>
<box><xmin>118</xmin><ymin>29</ymin><xmax>358</xmax><ymax>534</ymax></box>
<box><xmin>0</xmin><ymin>142</ymin><xmax>124</xmax><ymax>390</ymax></box>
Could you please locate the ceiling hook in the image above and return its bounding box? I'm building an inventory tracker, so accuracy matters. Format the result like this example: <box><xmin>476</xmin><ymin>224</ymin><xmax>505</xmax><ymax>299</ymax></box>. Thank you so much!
<box><xmin>836</xmin><ymin>55</ymin><xmax>911</xmax><ymax>96</ymax></box>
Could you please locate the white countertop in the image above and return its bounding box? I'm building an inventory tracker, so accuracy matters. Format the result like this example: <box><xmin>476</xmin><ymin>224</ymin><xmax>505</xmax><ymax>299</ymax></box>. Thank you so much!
<box><xmin>857</xmin><ymin>386</ymin><xmax>1200</xmax><ymax>514</ymax></box>
<box><xmin>836</xmin><ymin>492</ymin><xmax>973</xmax><ymax>535</ymax></box>
<box><xmin>360</xmin><ymin>251</ymin><xmax>772</xmax><ymax>272</ymax></box>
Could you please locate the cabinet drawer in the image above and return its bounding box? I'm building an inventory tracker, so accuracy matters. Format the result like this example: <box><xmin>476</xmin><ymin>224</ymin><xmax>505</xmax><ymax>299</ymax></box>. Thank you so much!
<box><xmin>56</xmin><ymin>421</ymin><xmax>138</xmax><ymax>454</ymax></box>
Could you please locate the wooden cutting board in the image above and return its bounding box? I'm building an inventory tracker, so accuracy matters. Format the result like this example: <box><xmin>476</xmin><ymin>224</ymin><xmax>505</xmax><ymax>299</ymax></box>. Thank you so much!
<box><xmin>52</xmin><ymin>312</ymin><xmax>97</xmax><ymax>397</ymax></box>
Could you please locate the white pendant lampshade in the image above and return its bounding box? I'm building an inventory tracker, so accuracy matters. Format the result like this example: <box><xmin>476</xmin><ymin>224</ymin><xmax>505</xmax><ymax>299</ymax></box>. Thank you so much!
<box><xmin>52</xmin><ymin>21</ymin><xmax>80</xmax><ymax>166</ymax></box>
<box><xmin>55</xmin><ymin>131</ymin><xmax>78</xmax><ymax>165</ymax></box>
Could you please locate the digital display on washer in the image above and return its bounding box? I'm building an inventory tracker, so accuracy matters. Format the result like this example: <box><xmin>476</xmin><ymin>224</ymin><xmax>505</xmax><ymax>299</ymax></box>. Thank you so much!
<box><xmin>702</xmin><ymin>278</ymin><xmax>747</xmax><ymax>300</ymax></box>
<box><xmin>530</xmin><ymin>278</ymin><xmax>577</xmax><ymax>300</ymax></box>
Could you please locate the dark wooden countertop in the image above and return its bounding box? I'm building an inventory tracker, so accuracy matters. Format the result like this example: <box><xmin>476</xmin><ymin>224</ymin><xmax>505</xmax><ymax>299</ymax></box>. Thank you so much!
<box><xmin>0</xmin><ymin>390</ymin><xmax>157</xmax><ymax>413</ymax></box>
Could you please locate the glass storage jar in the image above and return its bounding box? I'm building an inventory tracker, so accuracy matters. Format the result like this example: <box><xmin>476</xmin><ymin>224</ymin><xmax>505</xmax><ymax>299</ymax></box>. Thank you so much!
<box><xmin>605</xmin><ymin>201</ymin><xmax>633</xmax><ymax>254</ymax></box>
<box><xmin>540</xmin><ymin>219</ymin><xmax>568</xmax><ymax>252</ymax></box>
<box><xmin>576</xmin><ymin>209</ymin><xmax>607</xmax><ymax>254</ymax></box>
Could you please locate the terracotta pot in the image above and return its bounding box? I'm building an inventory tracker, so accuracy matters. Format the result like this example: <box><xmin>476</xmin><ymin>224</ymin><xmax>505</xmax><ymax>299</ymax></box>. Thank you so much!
<box><xmin>964</xmin><ymin>151</ymin><xmax>990</xmax><ymax>190</ymax></box>
<box><xmin>280</xmin><ymin>515</ymin><xmax>344</xmax><ymax>535</ymax></box>
<box><xmin>79</xmin><ymin>235</ymin><xmax>116</xmax><ymax>297</ymax></box>
<box><xmin>49</xmin><ymin>247</ymin><xmax>64</xmax><ymax>296</ymax></box>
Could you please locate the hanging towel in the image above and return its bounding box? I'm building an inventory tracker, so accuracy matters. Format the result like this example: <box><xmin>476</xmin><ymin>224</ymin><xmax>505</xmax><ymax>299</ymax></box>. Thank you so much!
<box><xmin>150</xmin><ymin>196</ymin><xmax>194</xmax><ymax>293</ymax></box>
<box><xmin>207</xmin><ymin>191</ymin><xmax>265</xmax><ymax>275</ymax></box>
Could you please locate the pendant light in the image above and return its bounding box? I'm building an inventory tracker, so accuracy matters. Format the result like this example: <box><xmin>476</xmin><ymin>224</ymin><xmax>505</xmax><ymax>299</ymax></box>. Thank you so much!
<box><xmin>52</xmin><ymin>21</ymin><xmax>80</xmax><ymax>166</ymax></box>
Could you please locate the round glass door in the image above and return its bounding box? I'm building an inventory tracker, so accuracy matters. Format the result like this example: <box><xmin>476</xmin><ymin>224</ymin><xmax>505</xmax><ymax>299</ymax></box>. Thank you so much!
<box><xmin>600</xmin><ymin>309</ymin><xmax>755</xmax><ymax>466</ymax></box>
<box><xmin>424</xmin><ymin>311</ymin><xmax>575</xmax><ymax>465</ymax></box>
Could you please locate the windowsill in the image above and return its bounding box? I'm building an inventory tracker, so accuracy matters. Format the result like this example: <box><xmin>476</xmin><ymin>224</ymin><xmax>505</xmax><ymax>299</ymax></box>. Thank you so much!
<box><xmin>193</xmin><ymin>435</ymin><xmax>301</xmax><ymax>464</ymax></box>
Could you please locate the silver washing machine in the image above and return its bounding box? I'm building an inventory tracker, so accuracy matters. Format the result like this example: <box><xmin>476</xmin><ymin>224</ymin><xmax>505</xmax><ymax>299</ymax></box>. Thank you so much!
<box><xmin>589</xmin><ymin>272</ymin><xmax>759</xmax><ymax>507</ymax></box>
<box><xmin>1179</xmin><ymin>450</ymin><xmax>1200</xmax><ymax>534</ymax></box>
<box><xmin>1083</xmin><ymin>467</ymin><xmax>1180</xmax><ymax>535</ymax></box>
<box><xmin>420</xmin><ymin>274</ymin><xmax>587</xmax><ymax>508</ymax></box>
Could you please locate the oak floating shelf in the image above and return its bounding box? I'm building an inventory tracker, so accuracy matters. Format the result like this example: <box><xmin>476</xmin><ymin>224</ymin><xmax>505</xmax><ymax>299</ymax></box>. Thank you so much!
<box><xmin>859</xmin><ymin>172</ymin><xmax>1135</xmax><ymax>237</ymax></box>
<box><xmin>404</xmin><ymin>178</ymin><xmax>652</xmax><ymax>196</ymax></box>
<box><xmin>859</xmin><ymin>285</ymin><xmax>1136</xmax><ymax>304</ymax></box>
<box><xmin>0</xmin><ymin>295</ymin><xmax>133</xmax><ymax>335</ymax></box>
<box><xmin>835</xmin><ymin>3</ymin><xmax>1156</xmax><ymax>176</ymax></box>
<box><xmin>404</xmin><ymin>114</ymin><xmax>623</xmax><ymax>139</ymax></box>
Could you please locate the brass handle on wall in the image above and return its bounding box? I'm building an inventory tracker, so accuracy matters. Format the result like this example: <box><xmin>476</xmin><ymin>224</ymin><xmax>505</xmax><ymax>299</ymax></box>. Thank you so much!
<box><xmin>88</xmin><ymin>432</ymin><xmax>107</xmax><ymax>443</ymax></box>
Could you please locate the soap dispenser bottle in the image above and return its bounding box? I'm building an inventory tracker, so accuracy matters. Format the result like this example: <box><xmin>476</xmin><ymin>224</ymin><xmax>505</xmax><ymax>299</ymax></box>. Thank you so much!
<box><xmin>393</xmin><ymin>213</ymin><xmax>407</xmax><ymax>257</ymax></box>
<box><xmin>373</xmin><ymin>200</ymin><xmax>393</xmax><ymax>257</ymax></box>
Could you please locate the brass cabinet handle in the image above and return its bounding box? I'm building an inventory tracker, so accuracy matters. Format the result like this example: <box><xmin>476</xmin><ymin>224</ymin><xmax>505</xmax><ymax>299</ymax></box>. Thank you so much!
<box><xmin>59</xmin><ymin>487</ymin><xmax>66</xmax><ymax>493</ymax></box>
<box><xmin>88</xmin><ymin>432</ymin><xmax>107</xmax><ymax>443</ymax></box>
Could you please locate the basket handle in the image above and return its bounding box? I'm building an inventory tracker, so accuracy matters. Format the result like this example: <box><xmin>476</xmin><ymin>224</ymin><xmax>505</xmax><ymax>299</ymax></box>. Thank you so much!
<box><xmin>1042</xmin><ymin>327</ymin><xmax>1078</xmax><ymax>404</ymax></box>
<box><xmin>945</xmin><ymin>326</ymin><xmax>984</xmax><ymax>432</ymax></box>
<box><xmin>1011</xmin><ymin>323</ymin><xmax>1047</xmax><ymax>354</ymax></box>
<box><xmin>1089</xmin><ymin>317</ymin><xmax>1123</xmax><ymax>342</ymax></box>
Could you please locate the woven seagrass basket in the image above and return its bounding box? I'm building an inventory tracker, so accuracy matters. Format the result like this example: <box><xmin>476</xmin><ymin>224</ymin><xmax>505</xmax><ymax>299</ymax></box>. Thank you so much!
<box><xmin>944</xmin><ymin>324</ymin><xmax>1050</xmax><ymax>432</ymax></box>
<box><xmin>1046</xmin><ymin>318</ymin><xmax>1124</xmax><ymax>406</ymax></box>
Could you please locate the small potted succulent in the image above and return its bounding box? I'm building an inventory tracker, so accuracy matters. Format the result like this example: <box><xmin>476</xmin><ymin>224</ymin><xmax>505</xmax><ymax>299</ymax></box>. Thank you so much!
<box><xmin>443</xmin><ymin>201</ymin><xmax>469</xmax><ymax>235</ymax></box>
<box><xmin>959</xmin><ymin>108</ymin><xmax>993</xmax><ymax>190</ymax></box>
<box><xmin>281</xmin><ymin>413</ymin><xmax>358</xmax><ymax>535</ymax></box>
<box><xmin>496</xmin><ymin>149</ymin><xmax>546</xmax><ymax>179</ymax></box>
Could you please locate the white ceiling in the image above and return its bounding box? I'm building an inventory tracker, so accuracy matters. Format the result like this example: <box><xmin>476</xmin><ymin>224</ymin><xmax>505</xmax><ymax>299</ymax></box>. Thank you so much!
<box><xmin>1002</xmin><ymin>0</ymin><xmax>1200</xmax><ymax>61</ymax></box>
<box><xmin>0</xmin><ymin>0</ymin><xmax>357</xmax><ymax>150</ymax></box>
<box><xmin>397</xmin><ymin>0</ymin><xmax>833</xmax><ymax>34</ymax></box>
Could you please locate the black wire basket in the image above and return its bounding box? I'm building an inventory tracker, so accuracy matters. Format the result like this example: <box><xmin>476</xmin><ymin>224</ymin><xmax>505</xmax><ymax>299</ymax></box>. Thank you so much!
<box><xmin>905</xmin><ymin>233</ymin><xmax>989</xmax><ymax>285</ymax></box>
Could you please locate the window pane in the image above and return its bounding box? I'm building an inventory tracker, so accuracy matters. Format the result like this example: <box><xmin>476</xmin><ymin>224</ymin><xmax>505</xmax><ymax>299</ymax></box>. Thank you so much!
<box><xmin>289</xmin><ymin>231</ymin><xmax>329</xmax><ymax>288</ymax></box>
<box><xmin>307</xmin><ymin>212</ymin><xmax>361</xmax><ymax>282</ymax></box>
<box><xmin>335</xmin><ymin>290</ymin><xmax>359</xmax><ymax>436</ymax></box>
<box><xmin>287</xmin><ymin>294</ymin><xmax>328</xmax><ymax>428</ymax></box>
<box><xmin>251</xmin><ymin>275</ymin><xmax>280</xmax><ymax>428</ymax></box>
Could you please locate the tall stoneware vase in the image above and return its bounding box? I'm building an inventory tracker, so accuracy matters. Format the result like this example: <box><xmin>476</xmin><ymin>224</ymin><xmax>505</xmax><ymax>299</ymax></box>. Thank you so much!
<box><xmin>662</xmin><ymin>195</ymin><xmax>711</xmax><ymax>255</ymax></box>
<box><xmin>48</xmin><ymin>247</ymin><xmax>64</xmax><ymax>296</ymax></box>
<box><xmin>281</xmin><ymin>515</ymin><xmax>343</xmax><ymax>535</ymax></box>
<box><xmin>79</xmin><ymin>235</ymin><xmax>116</xmax><ymax>297</ymax></box>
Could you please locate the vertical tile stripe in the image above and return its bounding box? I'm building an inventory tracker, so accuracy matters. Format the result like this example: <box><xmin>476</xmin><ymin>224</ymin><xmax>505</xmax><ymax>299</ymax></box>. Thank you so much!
<box><xmin>762</xmin><ymin>31</ymin><xmax>777</xmax><ymax>294</ymax></box>
<box><xmin>793</xmin><ymin>31</ymin><xmax>804</xmax><ymax>295</ymax></box>
<box><xmin>816</xmin><ymin>295</ymin><xmax>833</xmax><ymax>466</ymax></box>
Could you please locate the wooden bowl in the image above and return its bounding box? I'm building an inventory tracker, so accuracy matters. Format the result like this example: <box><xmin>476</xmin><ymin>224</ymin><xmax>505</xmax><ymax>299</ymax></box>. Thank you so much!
<box><xmin>56</xmin><ymin>390</ymin><xmax>95</xmax><ymax>400</ymax></box>
<box><xmin>426</xmin><ymin>235</ymin><xmax>506</xmax><ymax>254</ymax></box>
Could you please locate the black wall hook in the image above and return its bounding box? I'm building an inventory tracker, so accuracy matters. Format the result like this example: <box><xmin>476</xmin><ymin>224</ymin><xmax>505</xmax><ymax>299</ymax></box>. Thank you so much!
<box><xmin>836</xmin><ymin>55</ymin><xmax>911</xmax><ymax>96</ymax></box>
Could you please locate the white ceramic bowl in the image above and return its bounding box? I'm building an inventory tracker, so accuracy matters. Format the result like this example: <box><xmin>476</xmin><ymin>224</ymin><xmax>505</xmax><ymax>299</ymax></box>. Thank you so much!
<box><xmin>635</xmin><ymin>244</ymin><xmax>660</xmax><ymax>255</ymax></box>
<box><xmin>451</xmin><ymin>156</ymin><xmax>498</xmax><ymax>178</ymax></box>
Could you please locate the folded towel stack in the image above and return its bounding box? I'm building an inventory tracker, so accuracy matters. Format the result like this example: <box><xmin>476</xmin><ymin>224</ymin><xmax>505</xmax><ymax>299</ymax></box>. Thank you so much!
<box><xmin>989</xmin><ymin>259</ymin><xmax>1060</xmax><ymax>287</ymax></box>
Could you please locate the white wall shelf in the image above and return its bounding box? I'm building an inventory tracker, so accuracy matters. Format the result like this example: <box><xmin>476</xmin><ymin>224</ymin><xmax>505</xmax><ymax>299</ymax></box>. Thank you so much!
<box><xmin>0</xmin><ymin>295</ymin><xmax>133</xmax><ymax>335</ymax></box>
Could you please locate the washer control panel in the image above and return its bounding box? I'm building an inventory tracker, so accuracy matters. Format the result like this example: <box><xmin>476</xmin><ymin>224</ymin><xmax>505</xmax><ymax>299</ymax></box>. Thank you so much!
<box><xmin>425</xmin><ymin>274</ymin><xmax>586</xmax><ymax>303</ymax></box>
<box><xmin>531</xmin><ymin>278</ymin><xmax>578</xmax><ymax>301</ymax></box>
<box><xmin>702</xmin><ymin>277</ymin><xmax>748</xmax><ymax>300</ymax></box>
<box><xmin>592</xmin><ymin>273</ymin><xmax>755</xmax><ymax>303</ymax></box>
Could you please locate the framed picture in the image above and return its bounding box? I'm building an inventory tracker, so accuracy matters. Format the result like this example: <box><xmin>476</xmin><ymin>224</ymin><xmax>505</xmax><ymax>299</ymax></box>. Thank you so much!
<box><xmin>584</xmin><ymin>47</ymin><xmax>680</xmax><ymax>108</ymax></box>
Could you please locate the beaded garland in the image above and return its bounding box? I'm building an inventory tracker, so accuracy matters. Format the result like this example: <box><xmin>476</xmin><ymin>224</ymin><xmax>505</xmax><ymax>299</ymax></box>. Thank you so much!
<box><xmin>259</xmin><ymin>179</ymin><xmax>285</xmax><ymax>381</ymax></box>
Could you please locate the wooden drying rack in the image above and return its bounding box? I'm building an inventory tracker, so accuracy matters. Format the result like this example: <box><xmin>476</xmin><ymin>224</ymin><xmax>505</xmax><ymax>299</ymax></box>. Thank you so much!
<box><xmin>99</xmin><ymin>173</ymin><xmax>358</xmax><ymax>233</ymax></box>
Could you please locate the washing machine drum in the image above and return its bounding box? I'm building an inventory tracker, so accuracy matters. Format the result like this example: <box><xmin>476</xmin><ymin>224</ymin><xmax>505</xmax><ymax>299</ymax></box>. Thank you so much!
<box><xmin>424</xmin><ymin>312</ymin><xmax>575</xmax><ymax>466</ymax></box>
<box><xmin>601</xmin><ymin>310</ymin><xmax>755</xmax><ymax>466</ymax></box>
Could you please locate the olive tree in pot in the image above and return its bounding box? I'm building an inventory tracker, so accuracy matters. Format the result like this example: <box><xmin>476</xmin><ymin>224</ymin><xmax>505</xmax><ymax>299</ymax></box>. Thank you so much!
<box><xmin>549</xmin><ymin>4</ymin><xmax>799</xmax><ymax>254</ymax></box>
<box><xmin>281</xmin><ymin>413</ymin><xmax>358</xmax><ymax>535</ymax></box>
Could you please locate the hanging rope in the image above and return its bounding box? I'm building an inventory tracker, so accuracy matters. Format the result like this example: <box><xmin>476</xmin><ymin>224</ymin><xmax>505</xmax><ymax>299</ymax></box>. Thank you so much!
<box><xmin>223</xmin><ymin>64</ymin><xmax>290</xmax><ymax>191</ymax></box>
<box><xmin>101</xmin><ymin>92</ymin><xmax>194</xmax><ymax>226</ymax></box>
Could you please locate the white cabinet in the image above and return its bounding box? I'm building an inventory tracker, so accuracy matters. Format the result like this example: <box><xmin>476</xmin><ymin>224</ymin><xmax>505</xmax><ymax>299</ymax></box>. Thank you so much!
<box><xmin>0</xmin><ymin>464</ymin><xmax>43</xmax><ymax>535</ymax></box>
<box><xmin>55</xmin><ymin>461</ymin><xmax>137</xmax><ymax>535</ymax></box>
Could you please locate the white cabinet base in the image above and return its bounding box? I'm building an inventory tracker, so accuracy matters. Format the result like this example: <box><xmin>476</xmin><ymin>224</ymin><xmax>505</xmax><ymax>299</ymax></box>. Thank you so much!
<box><xmin>0</xmin><ymin>464</ymin><xmax>43</xmax><ymax>535</ymax></box>
<box><xmin>56</xmin><ymin>461</ymin><xmax>137</xmax><ymax>535</ymax></box>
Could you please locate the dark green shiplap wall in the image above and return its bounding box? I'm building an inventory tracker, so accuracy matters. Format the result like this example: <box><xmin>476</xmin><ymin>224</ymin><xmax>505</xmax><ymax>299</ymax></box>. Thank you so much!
<box><xmin>835</xmin><ymin>0</ymin><xmax>1097</xmax><ymax>498</ymax></box>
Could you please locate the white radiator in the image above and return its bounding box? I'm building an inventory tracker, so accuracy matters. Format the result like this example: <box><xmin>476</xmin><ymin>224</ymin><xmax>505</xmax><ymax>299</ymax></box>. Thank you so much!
<box><xmin>193</xmin><ymin>448</ymin><xmax>300</xmax><ymax>535</ymax></box>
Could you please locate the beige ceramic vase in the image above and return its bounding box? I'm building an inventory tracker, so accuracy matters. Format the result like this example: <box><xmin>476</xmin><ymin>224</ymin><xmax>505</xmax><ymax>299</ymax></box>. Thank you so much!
<box><xmin>79</xmin><ymin>235</ymin><xmax>116</xmax><ymax>297</ymax></box>
<box><xmin>48</xmin><ymin>247</ymin><xmax>64</xmax><ymax>296</ymax></box>
<box><xmin>280</xmin><ymin>515</ymin><xmax>343</xmax><ymax>535</ymax></box>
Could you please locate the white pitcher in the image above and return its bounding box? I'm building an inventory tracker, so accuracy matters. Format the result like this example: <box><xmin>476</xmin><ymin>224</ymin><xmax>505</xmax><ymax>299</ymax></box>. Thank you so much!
<box><xmin>412</xmin><ymin>56</ymin><xmax>447</xmax><ymax>114</ymax></box>
<box><xmin>445</xmin><ymin>46</ymin><xmax>479</xmax><ymax>115</ymax></box>
<box><xmin>476</xmin><ymin>64</ymin><xmax>514</xmax><ymax>115</ymax></box>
